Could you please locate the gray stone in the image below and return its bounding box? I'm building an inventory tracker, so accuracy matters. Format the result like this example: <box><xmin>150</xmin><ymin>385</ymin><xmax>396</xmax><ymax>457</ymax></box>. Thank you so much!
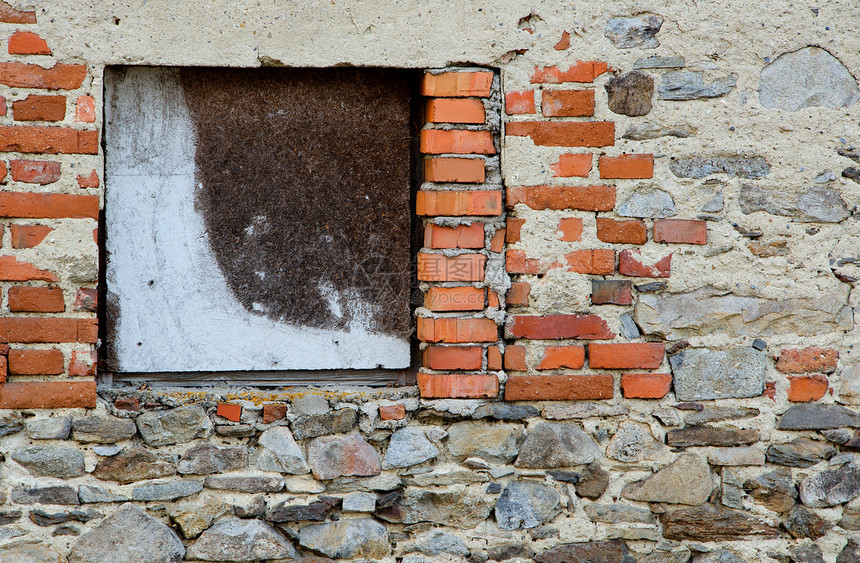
<box><xmin>670</xmin><ymin>347</ymin><xmax>766</xmax><ymax>401</ymax></box>
<box><xmin>740</xmin><ymin>184</ymin><xmax>851</xmax><ymax>222</ymax></box>
<box><xmin>659</xmin><ymin>505</ymin><xmax>778</xmax><ymax>541</ymax></box>
<box><xmin>410</xmin><ymin>530</ymin><xmax>470</xmax><ymax>557</ymax></box>
<box><xmin>488</xmin><ymin>543</ymin><xmax>535</xmax><ymax>561</ymax></box>
<box><xmin>92</xmin><ymin>447</ymin><xmax>176</xmax><ymax>484</ymax></box>
<box><xmin>177</xmin><ymin>440</ymin><xmax>247</xmax><ymax>474</ymax></box>
<box><xmin>446</xmin><ymin>421</ymin><xmax>522</xmax><ymax>463</ymax></box>
<box><xmin>382</xmin><ymin>427</ymin><xmax>439</xmax><ymax>469</ymax></box>
<box><xmin>659</xmin><ymin>71</ymin><xmax>737</xmax><ymax>100</ymax></box>
<box><xmin>515</xmin><ymin>422</ymin><xmax>601</xmax><ymax>468</ymax></box>
<box><xmin>686</xmin><ymin>406</ymin><xmax>760</xmax><ymax>425</ymax></box>
<box><xmin>617</xmin><ymin>189</ymin><xmax>677</xmax><ymax>218</ymax></box>
<box><xmin>536</xmin><ymin>540</ymin><xmax>634</xmax><ymax>563</ymax></box>
<box><xmin>622</xmin><ymin>453</ymin><xmax>712</xmax><ymax>505</ymax></box>
<box><xmin>307</xmin><ymin>433</ymin><xmax>381</xmax><ymax>480</ymax></box>
<box><xmin>620</xmin><ymin>313</ymin><xmax>641</xmax><ymax>339</ymax></box>
<box><xmin>266</xmin><ymin>496</ymin><xmax>340</xmax><ymax>522</ymax></box>
<box><xmin>186</xmin><ymin>517</ymin><xmax>295</xmax><ymax>561</ymax></box>
<box><xmin>799</xmin><ymin>463</ymin><xmax>860</xmax><ymax>507</ymax></box>
<box><xmin>215</xmin><ymin>424</ymin><xmax>255</xmax><ymax>437</ymax></box>
<box><xmin>708</xmin><ymin>446</ymin><xmax>766</xmax><ymax>466</ymax></box>
<box><xmin>403</xmin><ymin>466</ymin><xmax>490</xmax><ymax>486</ymax></box>
<box><xmin>67</xmin><ymin>503</ymin><xmax>184</xmax><ymax>563</ymax></box>
<box><xmin>299</xmin><ymin>518</ymin><xmax>389</xmax><ymax>559</ymax></box>
<box><xmin>343</xmin><ymin>491</ymin><xmax>377</xmax><ymax>512</ymax></box>
<box><xmin>840</xmin><ymin>366</ymin><xmax>860</xmax><ymax>405</ymax></box>
<box><xmin>667</xmin><ymin>425</ymin><xmax>759</xmax><ymax>447</ymax></box>
<box><xmin>11</xmin><ymin>485</ymin><xmax>78</xmax><ymax>505</ymax></box>
<box><xmin>168</xmin><ymin>493</ymin><xmax>225</xmax><ymax>539</ymax></box>
<box><xmin>721</xmin><ymin>468</ymin><xmax>746</xmax><ymax>509</ymax></box>
<box><xmin>131</xmin><ymin>479</ymin><xmax>203</xmax><ymax>502</ymax></box>
<box><xmin>136</xmin><ymin>405</ymin><xmax>211</xmax><ymax>447</ymax></box>
<box><xmin>635</xmin><ymin>56</ymin><xmax>686</xmax><ymax>69</ymax></box>
<box><xmin>92</xmin><ymin>444</ymin><xmax>122</xmax><ymax>456</ymax></box>
<box><xmin>231</xmin><ymin>496</ymin><xmax>265</xmax><ymax>518</ymax></box>
<box><xmin>637</xmin><ymin>286</ymin><xmax>853</xmax><ymax>340</ymax></box>
<box><xmin>779</xmin><ymin>404</ymin><xmax>860</xmax><ymax>430</ymax></box>
<box><xmin>576</xmin><ymin>462</ymin><xmax>610</xmax><ymax>500</ymax></box>
<box><xmin>744</xmin><ymin>468</ymin><xmax>797</xmax><ymax>513</ymax></box>
<box><xmin>11</xmin><ymin>446</ymin><xmax>85</xmax><ymax>479</ymax></box>
<box><xmin>623</xmin><ymin>122</ymin><xmax>696</xmax><ymax>140</ymax></box>
<box><xmin>584</xmin><ymin>503</ymin><xmax>655</xmax><ymax>524</ymax></box>
<box><xmin>604</xmin><ymin>14</ymin><xmax>663</xmax><ymax>48</ymax></box>
<box><xmin>397</xmin><ymin>487</ymin><xmax>494</xmax><ymax>528</ymax></box>
<box><xmin>783</xmin><ymin>505</ymin><xmax>832</xmax><ymax>539</ymax></box>
<box><xmin>291</xmin><ymin>393</ymin><xmax>329</xmax><ymax>415</ymax></box>
<box><xmin>78</xmin><ymin>485</ymin><xmax>129</xmax><ymax>504</ymax></box>
<box><xmin>0</xmin><ymin>509</ymin><xmax>21</xmax><ymax>525</ymax></box>
<box><xmin>766</xmin><ymin>438</ymin><xmax>836</xmax><ymax>467</ymax></box>
<box><xmin>29</xmin><ymin>508</ymin><xmax>102</xmax><ymax>526</ymax></box>
<box><xmin>72</xmin><ymin>416</ymin><xmax>137</xmax><ymax>443</ymax></box>
<box><xmin>838</xmin><ymin>538</ymin><xmax>860</xmax><ymax>563</ymax></box>
<box><xmin>606</xmin><ymin>421</ymin><xmax>665</xmax><ymax>463</ymax></box>
<box><xmin>760</xmin><ymin>47</ymin><xmax>859</xmax><ymax>111</ymax></box>
<box><xmin>702</xmin><ymin>192</ymin><xmax>725</xmax><ymax>212</ymax></box>
<box><xmin>815</xmin><ymin>170</ymin><xmax>838</xmax><ymax>183</ymax></box>
<box><xmin>845</xmin><ymin>167</ymin><xmax>860</xmax><ymax>184</ymax></box>
<box><xmin>0</xmin><ymin>527</ymin><xmax>27</xmax><ymax>541</ymax></box>
<box><xmin>653</xmin><ymin>408</ymin><xmax>681</xmax><ymax>426</ymax></box>
<box><xmin>606</xmin><ymin>71</ymin><xmax>653</xmax><ymax>116</ymax></box>
<box><xmin>640</xmin><ymin>547</ymin><xmax>693</xmax><ymax>563</ymax></box>
<box><xmin>290</xmin><ymin>408</ymin><xmax>357</xmax><ymax>439</ymax></box>
<box><xmin>472</xmin><ymin>403</ymin><xmax>539</xmax><ymax>420</ymax></box>
<box><xmin>495</xmin><ymin>481</ymin><xmax>561</xmax><ymax>530</ymax></box>
<box><xmin>256</xmin><ymin>426</ymin><xmax>311</xmax><ymax>474</ymax></box>
<box><xmin>26</xmin><ymin>416</ymin><xmax>72</xmax><ymax>440</ymax></box>
<box><xmin>670</xmin><ymin>156</ymin><xmax>770</xmax><ymax>179</ymax></box>
<box><xmin>203</xmin><ymin>473</ymin><xmax>284</xmax><ymax>493</ymax></box>
<box><xmin>693</xmin><ymin>550</ymin><xmax>748</xmax><ymax>563</ymax></box>
<box><xmin>0</xmin><ymin>541</ymin><xmax>61</xmax><ymax>563</ymax></box>
<box><xmin>789</xmin><ymin>544</ymin><xmax>825</xmax><ymax>563</ymax></box>
<box><xmin>543</xmin><ymin>403</ymin><xmax>629</xmax><ymax>419</ymax></box>
<box><xmin>0</xmin><ymin>417</ymin><xmax>23</xmax><ymax>437</ymax></box>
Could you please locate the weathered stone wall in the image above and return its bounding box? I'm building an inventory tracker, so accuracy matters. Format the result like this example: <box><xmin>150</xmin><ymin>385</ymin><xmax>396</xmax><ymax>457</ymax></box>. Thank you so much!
<box><xmin>1</xmin><ymin>0</ymin><xmax>860</xmax><ymax>561</ymax></box>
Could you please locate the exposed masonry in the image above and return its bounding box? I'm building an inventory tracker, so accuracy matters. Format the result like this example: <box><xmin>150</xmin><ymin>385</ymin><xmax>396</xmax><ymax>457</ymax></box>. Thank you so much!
<box><xmin>1</xmin><ymin>0</ymin><xmax>860</xmax><ymax>561</ymax></box>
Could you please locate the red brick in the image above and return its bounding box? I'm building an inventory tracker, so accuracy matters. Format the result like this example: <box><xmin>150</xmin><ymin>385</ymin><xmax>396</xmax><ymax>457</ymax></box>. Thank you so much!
<box><xmin>618</xmin><ymin>249</ymin><xmax>671</xmax><ymax>278</ymax></box>
<box><xmin>507</xmin><ymin>185</ymin><xmax>615</xmax><ymax>211</ymax></box>
<box><xmin>8</xmin><ymin>31</ymin><xmax>50</xmax><ymax>55</ymax></box>
<box><xmin>8</xmin><ymin>286</ymin><xmax>64</xmax><ymax>312</ymax></box>
<box><xmin>426</xmin><ymin>98</ymin><xmax>485</xmax><ymax>124</ymax></box>
<box><xmin>424</xmin><ymin>287</ymin><xmax>484</xmax><ymax>312</ymax></box>
<box><xmin>541</xmin><ymin>89</ymin><xmax>595</xmax><ymax>117</ymax></box>
<box><xmin>75</xmin><ymin>95</ymin><xmax>96</xmax><ymax>123</ymax></box>
<box><xmin>73</xmin><ymin>288</ymin><xmax>97</xmax><ymax>312</ymax></box>
<box><xmin>0</xmin><ymin>255</ymin><xmax>58</xmax><ymax>281</ymax></box>
<box><xmin>77</xmin><ymin>169</ymin><xmax>100</xmax><ymax>188</ymax></box>
<box><xmin>776</xmin><ymin>347</ymin><xmax>838</xmax><ymax>374</ymax></box>
<box><xmin>589</xmin><ymin>342</ymin><xmax>665</xmax><ymax>369</ymax></box>
<box><xmin>507</xmin><ymin>314</ymin><xmax>614</xmax><ymax>340</ymax></box>
<box><xmin>423</xmin><ymin>345</ymin><xmax>483</xmax><ymax>370</ymax></box>
<box><xmin>424</xmin><ymin>157</ymin><xmax>485</xmax><ymax>183</ymax></box>
<box><xmin>554</xmin><ymin>31</ymin><xmax>571</xmax><ymax>50</ymax></box>
<box><xmin>653</xmin><ymin>219</ymin><xmax>708</xmax><ymax>245</ymax></box>
<box><xmin>8</xmin><ymin>348</ymin><xmax>63</xmax><ymax>375</ymax></box>
<box><xmin>0</xmin><ymin>381</ymin><xmax>97</xmax><ymax>409</ymax></box>
<box><xmin>599</xmin><ymin>154</ymin><xmax>654</xmax><ymax>179</ymax></box>
<box><xmin>556</xmin><ymin>217</ymin><xmax>583</xmax><ymax>241</ymax></box>
<box><xmin>420</xmin><ymin>71</ymin><xmax>494</xmax><ymax>97</ymax></box>
<box><xmin>417</xmin><ymin>372</ymin><xmax>498</xmax><ymax>398</ymax></box>
<box><xmin>424</xmin><ymin>223</ymin><xmax>484</xmax><ymax>249</ymax></box>
<box><xmin>506</xmin><ymin>121</ymin><xmax>615</xmax><ymax>147</ymax></box>
<box><xmin>217</xmin><ymin>402</ymin><xmax>242</xmax><ymax>422</ymax></box>
<box><xmin>263</xmin><ymin>404</ymin><xmax>287</xmax><ymax>424</ymax></box>
<box><xmin>115</xmin><ymin>396</ymin><xmax>140</xmax><ymax>411</ymax></box>
<box><xmin>0</xmin><ymin>62</ymin><xmax>86</xmax><ymax>90</ymax></box>
<box><xmin>10</xmin><ymin>159</ymin><xmax>61</xmax><ymax>184</ymax></box>
<box><xmin>416</xmin><ymin>190</ymin><xmax>501</xmax><ymax>216</ymax></box>
<box><xmin>565</xmin><ymin>249</ymin><xmax>615</xmax><ymax>274</ymax></box>
<box><xmin>596</xmin><ymin>217</ymin><xmax>647</xmax><ymax>244</ymax></box>
<box><xmin>537</xmin><ymin>345</ymin><xmax>585</xmax><ymax>369</ymax></box>
<box><xmin>764</xmin><ymin>381</ymin><xmax>776</xmax><ymax>401</ymax></box>
<box><xmin>506</xmin><ymin>282</ymin><xmax>530</xmax><ymax>306</ymax></box>
<box><xmin>0</xmin><ymin>2</ymin><xmax>36</xmax><ymax>24</ymax></box>
<box><xmin>621</xmin><ymin>373</ymin><xmax>672</xmax><ymax>399</ymax></box>
<box><xmin>551</xmin><ymin>153</ymin><xmax>592</xmax><ymax>177</ymax></box>
<box><xmin>487</xmin><ymin>346</ymin><xmax>502</xmax><ymax>370</ymax></box>
<box><xmin>417</xmin><ymin>253</ymin><xmax>486</xmax><ymax>282</ymax></box>
<box><xmin>591</xmin><ymin>279</ymin><xmax>632</xmax><ymax>305</ymax></box>
<box><xmin>0</xmin><ymin>158</ymin><xmax>6</xmax><ymax>179</ymax></box>
<box><xmin>529</xmin><ymin>62</ymin><xmax>611</xmax><ymax>83</ymax></box>
<box><xmin>506</xmin><ymin>217</ymin><xmax>525</xmax><ymax>243</ymax></box>
<box><xmin>9</xmin><ymin>223</ymin><xmax>52</xmax><ymax>248</ymax></box>
<box><xmin>12</xmin><ymin>95</ymin><xmax>65</xmax><ymax>122</ymax></box>
<box><xmin>505</xmin><ymin>249</ymin><xmax>558</xmax><ymax>275</ymax></box>
<box><xmin>379</xmin><ymin>404</ymin><xmax>406</xmax><ymax>421</ymax></box>
<box><xmin>505</xmin><ymin>374</ymin><xmax>613</xmax><ymax>400</ymax></box>
<box><xmin>788</xmin><ymin>374</ymin><xmax>829</xmax><ymax>402</ymax></box>
<box><xmin>420</xmin><ymin>129</ymin><xmax>495</xmax><ymax>154</ymax></box>
<box><xmin>490</xmin><ymin>229</ymin><xmax>505</xmax><ymax>252</ymax></box>
<box><xmin>68</xmin><ymin>349</ymin><xmax>97</xmax><ymax>377</ymax></box>
<box><xmin>0</xmin><ymin>126</ymin><xmax>98</xmax><ymax>155</ymax></box>
<box><xmin>417</xmin><ymin>317</ymin><xmax>497</xmax><ymax>343</ymax></box>
<box><xmin>505</xmin><ymin>90</ymin><xmax>535</xmax><ymax>114</ymax></box>
<box><xmin>0</xmin><ymin>318</ymin><xmax>97</xmax><ymax>343</ymax></box>
<box><xmin>0</xmin><ymin>192</ymin><xmax>98</xmax><ymax>219</ymax></box>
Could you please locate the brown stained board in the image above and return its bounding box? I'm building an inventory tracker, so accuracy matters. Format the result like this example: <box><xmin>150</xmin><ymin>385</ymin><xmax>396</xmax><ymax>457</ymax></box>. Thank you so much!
<box><xmin>179</xmin><ymin>68</ymin><xmax>413</xmax><ymax>338</ymax></box>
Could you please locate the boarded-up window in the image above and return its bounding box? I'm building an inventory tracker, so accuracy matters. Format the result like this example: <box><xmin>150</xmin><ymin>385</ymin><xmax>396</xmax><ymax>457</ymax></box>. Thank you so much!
<box><xmin>104</xmin><ymin>67</ymin><xmax>413</xmax><ymax>374</ymax></box>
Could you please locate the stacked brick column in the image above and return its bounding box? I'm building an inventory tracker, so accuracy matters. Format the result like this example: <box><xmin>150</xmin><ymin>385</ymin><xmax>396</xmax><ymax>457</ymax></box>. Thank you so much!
<box><xmin>416</xmin><ymin>69</ymin><xmax>505</xmax><ymax>398</ymax></box>
<box><xmin>0</xmin><ymin>4</ymin><xmax>98</xmax><ymax>408</ymax></box>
